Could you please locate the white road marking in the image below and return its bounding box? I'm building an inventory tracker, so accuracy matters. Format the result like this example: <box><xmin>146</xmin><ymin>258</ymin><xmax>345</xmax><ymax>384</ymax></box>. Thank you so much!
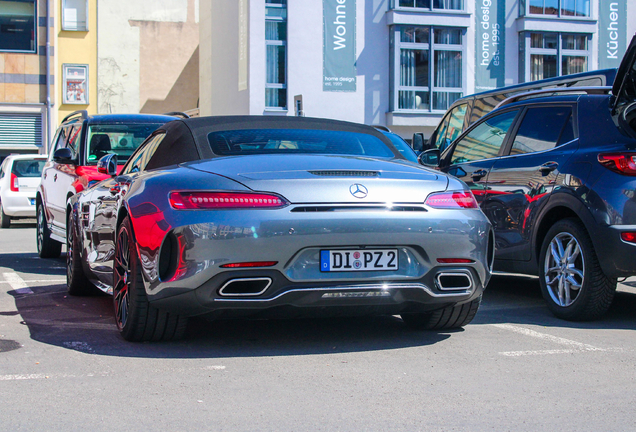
<box><xmin>63</xmin><ymin>341</ymin><xmax>95</xmax><ymax>353</ymax></box>
<box><xmin>203</xmin><ymin>366</ymin><xmax>226</xmax><ymax>371</ymax></box>
<box><xmin>0</xmin><ymin>374</ymin><xmax>47</xmax><ymax>381</ymax></box>
<box><xmin>2</xmin><ymin>272</ymin><xmax>33</xmax><ymax>294</ymax></box>
<box><xmin>0</xmin><ymin>278</ymin><xmax>66</xmax><ymax>285</ymax></box>
<box><xmin>492</xmin><ymin>323</ymin><xmax>620</xmax><ymax>356</ymax></box>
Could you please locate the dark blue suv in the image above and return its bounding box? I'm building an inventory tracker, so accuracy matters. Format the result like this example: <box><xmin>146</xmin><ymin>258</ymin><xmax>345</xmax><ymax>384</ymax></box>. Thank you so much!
<box><xmin>421</xmin><ymin>34</ymin><xmax>636</xmax><ymax>321</ymax></box>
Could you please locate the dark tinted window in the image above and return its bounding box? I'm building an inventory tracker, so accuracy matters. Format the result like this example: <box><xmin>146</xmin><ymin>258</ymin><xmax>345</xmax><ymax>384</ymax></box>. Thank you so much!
<box><xmin>208</xmin><ymin>129</ymin><xmax>395</xmax><ymax>158</ymax></box>
<box><xmin>451</xmin><ymin>110</ymin><xmax>518</xmax><ymax>164</ymax></box>
<box><xmin>11</xmin><ymin>159</ymin><xmax>45</xmax><ymax>177</ymax></box>
<box><xmin>558</xmin><ymin>114</ymin><xmax>575</xmax><ymax>145</ymax></box>
<box><xmin>382</xmin><ymin>132</ymin><xmax>418</xmax><ymax>162</ymax></box>
<box><xmin>86</xmin><ymin>123</ymin><xmax>164</xmax><ymax>164</ymax></box>
<box><xmin>510</xmin><ymin>106</ymin><xmax>572</xmax><ymax>155</ymax></box>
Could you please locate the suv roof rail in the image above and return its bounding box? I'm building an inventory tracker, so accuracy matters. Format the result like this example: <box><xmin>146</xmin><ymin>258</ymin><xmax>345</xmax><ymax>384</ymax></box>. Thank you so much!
<box><xmin>163</xmin><ymin>111</ymin><xmax>191</xmax><ymax>119</ymax></box>
<box><xmin>372</xmin><ymin>125</ymin><xmax>392</xmax><ymax>133</ymax></box>
<box><xmin>495</xmin><ymin>86</ymin><xmax>612</xmax><ymax>110</ymax></box>
<box><xmin>61</xmin><ymin>110</ymin><xmax>88</xmax><ymax>124</ymax></box>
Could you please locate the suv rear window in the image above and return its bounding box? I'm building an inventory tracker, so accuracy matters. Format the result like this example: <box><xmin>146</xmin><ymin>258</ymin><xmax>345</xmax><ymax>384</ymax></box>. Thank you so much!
<box><xmin>86</xmin><ymin>123</ymin><xmax>165</xmax><ymax>164</ymax></box>
<box><xmin>207</xmin><ymin>129</ymin><xmax>396</xmax><ymax>159</ymax></box>
<box><xmin>11</xmin><ymin>159</ymin><xmax>45</xmax><ymax>177</ymax></box>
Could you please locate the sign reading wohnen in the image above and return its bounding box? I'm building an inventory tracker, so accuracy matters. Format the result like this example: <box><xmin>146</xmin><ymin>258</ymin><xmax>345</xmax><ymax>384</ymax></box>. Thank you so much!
<box><xmin>323</xmin><ymin>0</ymin><xmax>356</xmax><ymax>92</ymax></box>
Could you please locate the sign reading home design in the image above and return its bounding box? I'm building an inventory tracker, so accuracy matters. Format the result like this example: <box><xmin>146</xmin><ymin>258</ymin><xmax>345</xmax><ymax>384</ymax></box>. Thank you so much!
<box><xmin>323</xmin><ymin>0</ymin><xmax>356</xmax><ymax>92</ymax></box>
<box><xmin>599</xmin><ymin>0</ymin><xmax>627</xmax><ymax>70</ymax></box>
<box><xmin>474</xmin><ymin>0</ymin><xmax>505</xmax><ymax>91</ymax></box>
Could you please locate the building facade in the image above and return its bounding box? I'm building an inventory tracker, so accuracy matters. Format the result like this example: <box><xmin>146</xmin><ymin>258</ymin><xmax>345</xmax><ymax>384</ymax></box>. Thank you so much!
<box><xmin>1</xmin><ymin>0</ymin><xmax>199</xmax><ymax>160</ymax></box>
<box><xmin>199</xmin><ymin>0</ymin><xmax>635</xmax><ymax>139</ymax></box>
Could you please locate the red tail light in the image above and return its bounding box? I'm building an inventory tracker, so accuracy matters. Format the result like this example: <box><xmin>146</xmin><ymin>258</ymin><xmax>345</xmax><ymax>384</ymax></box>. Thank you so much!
<box><xmin>169</xmin><ymin>192</ymin><xmax>288</xmax><ymax>210</ymax></box>
<box><xmin>425</xmin><ymin>191</ymin><xmax>478</xmax><ymax>209</ymax></box>
<box><xmin>10</xmin><ymin>173</ymin><xmax>19</xmax><ymax>192</ymax></box>
<box><xmin>621</xmin><ymin>232</ymin><xmax>636</xmax><ymax>244</ymax></box>
<box><xmin>598</xmin><ymin>153</ymin><xmax>636</xmax><ymax>176</ymax></box>
<box><xmin>437</xmin><ymin>258</ymin><xmax>475</xmax><ymax>264</ymax></box>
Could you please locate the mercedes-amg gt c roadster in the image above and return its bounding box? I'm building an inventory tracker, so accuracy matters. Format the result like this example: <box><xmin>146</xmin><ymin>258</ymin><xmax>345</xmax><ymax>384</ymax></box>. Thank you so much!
<box><xmin>67</xmin><ymin>116</ymin><xmax>494</xmax><ymax>341</ymax></box>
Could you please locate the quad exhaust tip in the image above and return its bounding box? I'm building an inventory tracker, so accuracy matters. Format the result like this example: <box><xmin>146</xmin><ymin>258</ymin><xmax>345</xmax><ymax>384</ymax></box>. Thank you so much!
<box><xmin>219</xmin><ymin>277</ymin><xmax>272</xmax><ymax>296</ymax></box>
<box><xmin>436</xmin><ymin>271</ymin><xmax>473</xmax><ymax>291</ymax></box>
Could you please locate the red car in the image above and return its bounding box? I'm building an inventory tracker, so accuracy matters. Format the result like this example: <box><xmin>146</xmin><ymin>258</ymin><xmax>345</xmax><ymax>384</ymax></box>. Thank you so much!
<box><xmin>36</xmin><ymin>110</ymin><xmax>177</xmax><ymax>258</ymax></box>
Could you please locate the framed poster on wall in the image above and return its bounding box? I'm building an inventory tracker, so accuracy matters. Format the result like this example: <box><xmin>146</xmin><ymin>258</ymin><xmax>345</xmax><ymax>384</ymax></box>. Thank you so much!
<box><xmin>63</xmin><ymin>64</ymin><xmax>88</xmax><ymax>105</ymax></box>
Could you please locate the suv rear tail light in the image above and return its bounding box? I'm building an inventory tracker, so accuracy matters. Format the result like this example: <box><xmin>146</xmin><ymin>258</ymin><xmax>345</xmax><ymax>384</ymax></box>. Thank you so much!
<box><xmin>10</xmin><ymin>173</ymin><xmax>19</xmax><ymax>192</ymax></box>
<box><xmin>169</xmin><ymin>191</ymin><xmax>288</xmax><ymax>210</ymax></box>
<box><xmin>598</xmin><ymin>153</ymin><xmax>636</xmax><ymax>176</ymax></box>
<box><xmin>425</xmin><ymin>191</ymin><xmax>478</xmax><ymax>209</ymax></box>
<box><xmin>621</xmin><ymin>232</ymin><xmax>636</xmax><ymax>244</ymax></box>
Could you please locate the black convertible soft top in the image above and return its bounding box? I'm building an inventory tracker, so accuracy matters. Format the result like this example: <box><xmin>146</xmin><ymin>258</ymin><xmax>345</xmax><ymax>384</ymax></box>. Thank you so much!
<box><xmin>145</xmin><ymin>115</ymin><xmax>403</xmax><ymax>170</ymax></box>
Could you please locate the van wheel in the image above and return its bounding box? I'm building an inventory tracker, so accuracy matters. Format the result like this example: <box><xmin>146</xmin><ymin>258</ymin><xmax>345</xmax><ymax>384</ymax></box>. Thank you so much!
<box><xmin>36</xmin><ymin>203</ymin><xmax>61</xmax><ymax>258</ymax></box>
<box><xmin>539</xmin><ymin>218</ymin><xmax>616</xmax><ymax>321</ymax></box>
<box><xmin>66</xmin><ymin>212</ymin><xmax>95</xmax><ymax>295</ymax></box>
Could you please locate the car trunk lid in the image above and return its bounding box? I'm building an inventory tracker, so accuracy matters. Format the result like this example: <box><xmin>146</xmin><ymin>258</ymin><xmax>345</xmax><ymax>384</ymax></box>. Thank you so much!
<box><xmin>186</xmin><ymin>154</ymin><xmax>448</xmax><ymax>204</ymax></box>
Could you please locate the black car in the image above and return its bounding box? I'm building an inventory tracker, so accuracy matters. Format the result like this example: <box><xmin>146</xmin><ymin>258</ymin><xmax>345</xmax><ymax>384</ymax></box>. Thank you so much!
<box><xmin>419</xmin><ymin>34</ymin><xmax>636</xmax><ymax>321</ymax></box>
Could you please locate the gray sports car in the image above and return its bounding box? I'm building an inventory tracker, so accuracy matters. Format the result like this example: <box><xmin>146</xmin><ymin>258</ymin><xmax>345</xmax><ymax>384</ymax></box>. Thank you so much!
<box><xmin>68</xmin><ymin>116</ymin><xmax>494</xmax><ymax>341</ymax></box>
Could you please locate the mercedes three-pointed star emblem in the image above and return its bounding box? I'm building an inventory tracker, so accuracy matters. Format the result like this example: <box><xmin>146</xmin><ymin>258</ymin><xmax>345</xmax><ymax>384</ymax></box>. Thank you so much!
<box><xmin>349</xmin><ymin>183</ymin><xmax>368</xmax><ymax>199</ymax></box>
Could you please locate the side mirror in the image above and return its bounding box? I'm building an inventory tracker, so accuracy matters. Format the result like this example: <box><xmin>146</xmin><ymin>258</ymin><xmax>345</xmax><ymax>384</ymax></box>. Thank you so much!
<box><xmin>53</xmin><ymin>148</ymin><xmax>75</xmax><ymax>164</ymax></box>
<box><xmin>97</xmin><ymin>154</ymin><xmax>118</xmax><ymax>176</ymax></box>
<box><xmin>411</xmin><ymin>133</ymin><xmax>425</xmax><ymax>152</ymax></box>
<box><xmin>418</xmin><ymin>148</ymin><xmax>440</xmax><ymax>167</ymax></box>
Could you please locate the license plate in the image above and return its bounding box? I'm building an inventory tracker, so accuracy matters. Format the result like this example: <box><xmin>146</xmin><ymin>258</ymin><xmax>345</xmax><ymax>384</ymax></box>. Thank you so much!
<box><xmin>320</xmin><ymin>249</ymin><xmax>398</xmax><ymax>272</ymax></box>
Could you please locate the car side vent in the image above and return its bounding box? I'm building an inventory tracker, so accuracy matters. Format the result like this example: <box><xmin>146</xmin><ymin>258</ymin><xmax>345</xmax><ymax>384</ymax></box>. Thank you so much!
<box><xmin>308</xmin><ymin>170</ymin><xmax>379</xmax><ymax>177</ymax></box>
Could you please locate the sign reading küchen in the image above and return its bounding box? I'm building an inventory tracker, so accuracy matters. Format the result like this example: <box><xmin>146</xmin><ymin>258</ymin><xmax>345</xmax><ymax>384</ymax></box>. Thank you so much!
<box><xmin>475</xmin><ymin>0</ymin><xmax>505</xmax><ymax>91</ymax></box>
<box><xmin>599</xmin><ymin>0</ymin><xmax>627</xmax><ymax>70</ymax></box>
<box><xmin>323</xmin><ymin>0</ymin><xmax>356</xmax><ymax>92</ymax></box>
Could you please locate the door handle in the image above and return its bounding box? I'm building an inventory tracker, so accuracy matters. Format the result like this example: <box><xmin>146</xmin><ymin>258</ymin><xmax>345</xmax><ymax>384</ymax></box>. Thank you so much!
<box><xmin>53</xmin><ymin>173</ymin><xmax>58</xmax><ymax>182</ymax></box>
<box><xmin>539</xmin><ymin>162</ymin><xmax>559</xmax><ymax>176</ymax></box>
<box><xmin>472</xmin><ymin>169</ymin><xmax>488</xmax><ymax>181</ymax></box>
<box><xmin>109</xmin><ymin>185</ymin><xmax>121</xmax><ymax>195</ymax></box>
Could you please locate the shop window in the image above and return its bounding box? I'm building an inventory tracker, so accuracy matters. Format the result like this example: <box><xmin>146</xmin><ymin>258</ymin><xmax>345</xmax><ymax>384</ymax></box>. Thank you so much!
<box><xmin>521</xmin><ymin>0</ymin><xmax>590</xmax><ymax>17</ymax></box>
<box><xmin>520</xmin><ymin>32</ymin><xmax>589</xmax><ymax>82</ymax></box>
<box><xmin>266</xmin><ymin>0</ymin><xmax>287</xmax><ymax>109</ymax></box>
<box><xmin>391</xmin><ymin>0</ymin><xmax>464</xmax><ymax>12</ymax></box>
<box><xmin>62</xmin><ymin>0</ymin><xmax>88</xmax><ymax>31</ymax></box>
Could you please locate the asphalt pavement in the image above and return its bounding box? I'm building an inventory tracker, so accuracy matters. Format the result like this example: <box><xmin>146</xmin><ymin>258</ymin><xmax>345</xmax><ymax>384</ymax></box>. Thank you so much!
<box><xmin>2</xmin><ymin>219</ymin><xmax>636</xmax><ymax>431</ymax></box>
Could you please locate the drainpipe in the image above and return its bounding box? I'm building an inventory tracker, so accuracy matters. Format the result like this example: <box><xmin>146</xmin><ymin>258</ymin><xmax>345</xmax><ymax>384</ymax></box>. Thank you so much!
<box><xmin>45</xmin><ymin>0</ymin><xmax>52</xmax><ymax>154</ymax></box>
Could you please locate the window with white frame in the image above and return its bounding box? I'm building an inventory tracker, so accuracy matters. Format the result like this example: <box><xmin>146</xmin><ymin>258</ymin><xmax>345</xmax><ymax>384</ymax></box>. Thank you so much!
<box><xmin>265</xmin><ymin>0</ymin><xmax>287</xmax><ymax>109</ymax></box>
<box><xmin>520</xmin><ymin>0</ymin><xmax>590</xmax><ymax>17</ymax></box>
<box><xmin>520</xmin><ymin>32</ymin><xmax>590</xmax><ymax>82</ymax></box>
<box><xmin>392</xmin><ymin>26</ymin><xmax>464</xmax><ymax>112</ymax></box>
<box><xmin>0</xmin><ymin>0</ymin><xmax>36</xmax><ymax>52</ymax></box>
<box><xmin>62</xmin><ymin>0</ymin><xmax>88</xmax><ymax>31</ymax></box>
<box><xmin>391</xmin><ymin>0</ymin><xmax>464</xmax><ymax>12</ymax></box>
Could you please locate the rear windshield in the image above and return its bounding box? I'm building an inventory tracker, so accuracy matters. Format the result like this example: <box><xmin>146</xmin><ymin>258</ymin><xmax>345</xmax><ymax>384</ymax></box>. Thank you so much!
<box><xmin>207</xmin><ymin>129</ymin><xmax>396</xmax><ymax>158</ymax></box>
<box><xmin>11</xmin><ymin>159</ymin><xmax>46</xmax><ymax>177</ymax></box>
<box><xmin>86</xmin><ymin>123</ymin><xmax>164</xmax><ymax>164</ymax></box>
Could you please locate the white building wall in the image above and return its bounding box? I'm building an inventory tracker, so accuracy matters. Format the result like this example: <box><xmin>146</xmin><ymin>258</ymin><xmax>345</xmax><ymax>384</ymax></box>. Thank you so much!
<box><xmin>201</xmin><ymin>0</ymin><xmax>636</xmax><ymax>138</ymax></box>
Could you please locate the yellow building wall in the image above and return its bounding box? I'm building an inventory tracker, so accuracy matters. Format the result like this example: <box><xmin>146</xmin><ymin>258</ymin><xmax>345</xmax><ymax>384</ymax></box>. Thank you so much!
<box><xmin>56</xmin><ymin>0</ymin><xmax>98</xmax><ymax>122</ymax></box>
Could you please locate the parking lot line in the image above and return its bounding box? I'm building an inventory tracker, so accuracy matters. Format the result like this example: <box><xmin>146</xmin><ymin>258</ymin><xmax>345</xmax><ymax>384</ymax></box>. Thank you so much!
<box><xmin>492</xmin><ymin>323</ymin><xmax>619</xmax><ymax>356</ymax></box>
<box><xmin>2</xmin><ymin>272</ymin><xmax>34</xmax><ymax>294</ymax></box>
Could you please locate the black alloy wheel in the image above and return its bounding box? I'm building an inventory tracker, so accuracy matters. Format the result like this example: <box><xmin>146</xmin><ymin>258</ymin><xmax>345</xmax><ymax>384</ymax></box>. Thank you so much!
<box><xmin>113</xmin><ymin>216</ymin><xmax>188</xmax><ymax>342</ymax></box>
<box><xmin>36</xmin><ymin>202</ymin><xmax>62</xmax><ymax>258</ymax></box>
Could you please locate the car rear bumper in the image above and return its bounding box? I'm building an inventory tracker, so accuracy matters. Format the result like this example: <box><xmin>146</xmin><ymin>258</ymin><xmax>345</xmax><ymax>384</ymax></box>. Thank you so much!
<box><xmin>137</xmin><ymin>207</ymin><xmax>494</xmax><ymax>318</ymax></box>
<box><xmin>593</xmin><ymin>225</ymin><xmax>636</xmax><ymax>278</ymax></box>
<box><xmin>150</xmin><ymin>268</ymin><xmax>485</xmax><ymax>319</ymax></box>
<box><xmin>1</xmin><ymin>192</ymin><xmax>36</xmax><ymax>217</ymax></box>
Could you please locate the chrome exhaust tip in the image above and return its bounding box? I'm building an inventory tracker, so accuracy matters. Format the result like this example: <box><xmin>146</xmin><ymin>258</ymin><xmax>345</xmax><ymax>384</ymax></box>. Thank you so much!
<box><xmin>218</xmin><ymin>277</ymin><xmax>272</xmax><ymax>296</ymax></box>
<box><xmin>436</xmin><ymin>271</ymin><xmax>473</xmax><ymax>291</ymax></box>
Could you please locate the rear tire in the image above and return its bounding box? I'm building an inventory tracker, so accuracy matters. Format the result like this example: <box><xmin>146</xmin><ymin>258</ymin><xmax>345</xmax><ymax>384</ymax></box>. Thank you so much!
<box><xmin>36</xmin><ymin>202</ymin><xmax>62</xmax><ymax>258</ymax></box>
<box><xmin>0</xmin><ymin>203</ymin><xmax>10</xmax><ymax>228</ymax></box>
<box><xmin>401</xmin><ymin>296</ymin><xmax>482</xmax><ymax>330</ymax></box>
<box><xmin>66</xmin><ymin>212</ymin><xmax>96</xmax><ymax>296</ymax></box>
<box><xmin>538</xmin><ymin>218</ymin><xmax>616</xmax><ymax>321</ymax></box>
<box><xmin>113</xmin><ymin>216</ymin><xmax>188</xmax><ymax>342</ymax></box>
